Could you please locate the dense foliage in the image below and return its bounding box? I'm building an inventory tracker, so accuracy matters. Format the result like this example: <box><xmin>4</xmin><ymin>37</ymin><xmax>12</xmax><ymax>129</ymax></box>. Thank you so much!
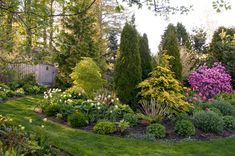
<box><xmin>138</xmin><ymin>54</ymin><xmax>190</xmax><ymax>115</ymax></box>
<box><xmin>93</xmin><ymin>121</ymin><xmax>117</xmax><ymax>134</ymax></box>
<box><xmin>216</xmin><ymin>92</ymin><xmax>235</xmax><ymax>105</ymax></box>
<box><xmin>0</xmin><ymin>115</ymin><xmax>62</xmax><ymax>155</ymax></box>
<box><xmin>212</xmin><ymin>100</ymin><xmax>235</xmax><ymax>116</ymax></box>
<box><xmin>193</xmin><ymin>111</ymin><xmax>224</xmax><ymax>133</ymax></box>
<box><xmin>188</xmin><ymin>62</ymin><xmax>233</xmax><ymax>99</ymax></box>
<box><xmin>67</xmin><ymin>112</ymin><xmax>87</xmax><ymax>128</ymax></box>
<box><xmin>209</xmin><ymin>27</ymin><xmax>235</xmax><ymax>86</ymax></box>
<box><xmin>55</xmin><ymin>7</ymin><xmax>99</xmax><ymax>85</ymax></box>
<box><xmin>114</xmin><ymin>23</ymin><xmax>142</xmax><ymax>109</ymax></box>
<box><xmin>176</xmin><ymin>23</ymin><xmax>191</xmax><ymax>49</ymax></box>
<box><xmin>223</xmin><ymin>116</ymin><xmax>235</xmax><ymax>130</ymax></box>
<box><xmin>175</xmin><ymin>120</ymin><xmax>195</xmax><ymax>137</ymax></box>
<box><xmin>160</xmin><ymin>24</ymin><xmax>182</xmax><ymax>82</ymax></box>
<box><xmin>139</xmin><ymin>33</ymin><xmax>153</xmax><ymax>79</ymax></box>
<box><xmin>146</xmin><ymin>123</ymin><xmax>166</xmax><ymax>139</ymax></box>
<box><xmin>69</xmin><ymin>57</ymin><xmax>106</xmax><ymax>97</ymax></box>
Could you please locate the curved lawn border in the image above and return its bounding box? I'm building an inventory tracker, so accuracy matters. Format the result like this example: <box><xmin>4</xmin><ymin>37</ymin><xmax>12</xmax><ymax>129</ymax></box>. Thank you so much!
<box><xmin>0</xmin><ymin>96</ymin><xmax>234</xmax><ymax>156</ymax></box>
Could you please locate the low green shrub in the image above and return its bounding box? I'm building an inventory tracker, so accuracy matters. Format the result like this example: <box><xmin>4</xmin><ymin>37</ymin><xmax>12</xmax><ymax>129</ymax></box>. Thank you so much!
<box><xmin>23</xmin><ymin>84</ymin><xmax>34</xmax><ymax>94</ymax></box>
<box><xmin>23</xmin><ymin>84</ymin><xmax>40</xmax><ymax>94</ymax></box>
<box><xmin>108</xmin><ymin>104</ymin><xmax>133</xmax><ymax>122</ymax></box>
<box><xmin>216</xmin><ymin>93</ymin><xmax>235</xmax><ymax>105</ymax></box>
<box><xmin>67</xmin><ymin>112</ymin><xmax>87</xmax><ymax>128</ymax></box>
<box><xmin>212</xmin><ymin>100</ymin><xmax>235</xmax><ymax>116</ymax></box>
<box><xmin>176</xmin><ymin>112</ymin><xmax>191</xmax><ymax>121</ymax></box>
<box><xmin>175</xmin><ymin>120</ymin><xmax>195</xmax><ymax>137</ymax></box>
<box><xmin>0</xmin><ymin>91</ymin><xmax>7</xmax><ymax>101</ymax></box>
<box><xmin>117</xmin><ymin>120</ymin><xmax>129</xmax><ymax>133</ymax></box>
<box><xmin>230</xmin><ymin>99</ymin><xmax>235</xmax><ymax>106</ymax></box>
<box><xmin>123</xmin><ymin>113</ymin><xmax>138</xmax><ymax>126</ymax></box>
<box><xmin>146</xmin><ymin>123</ymin><xmax>166</xmax><ymax>139</ymax></box>
<box><xmin>60</xmin><ymin>104</ymin><xmax>75</xmax><ymax>119</ymax></box>
<box><xmin>193</xmin><ymin>111</ymin><xmax>224</xmax><ymax>133</ymax></box>
<box><xmin>0</xmin><ymin>83</ymin><xmax>10</xmax><ymax>90</ymax></box>
<box><xmin>56</xmin><ymin>113</ymin><xmax>63</xmax><ymax>119</ymax></box>
<box><xmin>5</xmin><ymin>90</ymin><xmax>16</xmax><ymax>97</ymax></box>
<box><xmin>223</xmin><ymin>116</ymin><xmax>235</xmax><ymax>130</ymax></box>
<box><xmin>7</xmin><ymin>81</ymin><xmax>21</xmax><ymax>90</ymax></box>
<box><xmin>93</xmin><ymin>121</ymin><xmax>116</xmax><ymax>134</ymax></box>
<box><xmin>209</xmin><ymin>107</ymin><xmax>222</xmax><ymax>116</ymax></box>
<box><xmin>45</xmin><ymin>104</ymin><xmax>61</xmax><ymax>116</ymax></box>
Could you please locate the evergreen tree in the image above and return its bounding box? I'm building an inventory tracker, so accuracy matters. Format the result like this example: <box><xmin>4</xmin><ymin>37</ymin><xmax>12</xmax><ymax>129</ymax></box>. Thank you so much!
<box><xmin>209</xmin><ymin>27</ymin><xmax>235</xmax><ymax>86</ymax></box>
<box><xmin>160</xmin><ymin>24</ymin><xmax>183</xmax><ymax>82</ymax></box>
<box><xmin>176</xmin><ymin>23</ymin><xmax>191</xmax><ymax>49</ymax></box>
<box><xmin>138</xmin><ymin>54</ymin><xmax>190</xmax><ymax>114</ymax></box>
<box><xmin>104</xmin><ymin>30</ymin><xmax>118</xmax><ymax>82</ymax></box>
<box><xmin>210</xmin><ymin>27</ymin><xmax>235</xmax><ymax>60</ymax></box>
<box><xmin>139</xmin><ymin>33</ymin><xmax>153</xmax><ymax>79</ymax></box>
<box><xmin>191</xmin><ymin>27</ymin><xmax>207</xmax><ymax>52</ymax></box>
<box><xmin>55</xmin><ymin>1</ymin><xmax>99</xmax><ymax>86</ymax></box>
<box><xmin>107</xmin><ymin>30</ymin><xmax>118</xmax><ymax>63</ymax></box>
<box><xmin>114</xmin><ymin>23</ymin><xmax>142</xmax><ymax>109</ymax></box>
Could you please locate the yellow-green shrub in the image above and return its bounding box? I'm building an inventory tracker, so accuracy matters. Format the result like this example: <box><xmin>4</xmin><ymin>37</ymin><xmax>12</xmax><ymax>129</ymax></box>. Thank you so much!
<box><xmin>69</xmin><ymin>57</ymin><xmax>106</xmax><ymax>98</ymax></box>
<box><xmin>138</xmin><ymin>54</ymin><xmax>191</xmax><ymax>115</ymax></box>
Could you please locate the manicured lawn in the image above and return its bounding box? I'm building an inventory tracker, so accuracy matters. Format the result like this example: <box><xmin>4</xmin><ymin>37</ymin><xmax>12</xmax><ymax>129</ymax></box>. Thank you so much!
<box><xmin>0</xmin><ymin>96</ymin><xmax>234</xmax><ymax>156</ymax></box>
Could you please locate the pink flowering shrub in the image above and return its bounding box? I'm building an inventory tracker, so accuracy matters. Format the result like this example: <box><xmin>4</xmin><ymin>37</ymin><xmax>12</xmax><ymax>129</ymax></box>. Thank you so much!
<box><xmin>188</xmin><ymin>62</ymin><xmax>233</xmax><ymax>99</ymax></box>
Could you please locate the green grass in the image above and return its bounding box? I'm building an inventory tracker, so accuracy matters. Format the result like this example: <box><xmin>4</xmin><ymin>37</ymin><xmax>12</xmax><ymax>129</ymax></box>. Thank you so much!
<box><xmin>0</xmin><ymin>96</ymin><xmax>235</xmax><ymax>156</ymax></box>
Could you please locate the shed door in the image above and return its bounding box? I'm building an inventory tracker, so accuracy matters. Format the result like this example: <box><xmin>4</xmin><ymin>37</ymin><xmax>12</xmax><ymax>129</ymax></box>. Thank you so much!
<box><xmin>38</xmin><ymin>65</ymin><xmax>54</xmax><ymax>85</ymax></box>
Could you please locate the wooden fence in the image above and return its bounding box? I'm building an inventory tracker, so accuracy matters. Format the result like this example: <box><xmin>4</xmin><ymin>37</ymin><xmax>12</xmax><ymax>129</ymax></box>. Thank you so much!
<box><xmin>2</xmin><ymin>64</ymin><xmax>57</xmax><ymax>86</ymax></box>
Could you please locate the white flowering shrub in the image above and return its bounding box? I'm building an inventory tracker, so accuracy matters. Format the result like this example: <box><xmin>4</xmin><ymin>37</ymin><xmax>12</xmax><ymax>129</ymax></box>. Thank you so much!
<box><xmin>42</xmin><ymin>88</ymin><xmax>135</xmax><ymax>124</ymax></box>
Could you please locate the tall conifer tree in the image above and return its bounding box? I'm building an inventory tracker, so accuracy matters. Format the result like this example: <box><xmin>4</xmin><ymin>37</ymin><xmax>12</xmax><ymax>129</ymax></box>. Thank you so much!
<box><xmin>176</xmin><ymin>23</ymin><xmax>191</xmax><ymax>49</ymax></box>
<box><xmin>114</xmin><ymin>23</ymin><xmax>142</xmax><ymax>109</ymax></box>
<box><xmin>139</xmin><ymin>33</ymin><xmax>153</xmax><ymax>79</ymax></box>
<box><xmin>160</xmin><ymin>24</ymin><xmax>182</xmax><ymax>82</ymax></box>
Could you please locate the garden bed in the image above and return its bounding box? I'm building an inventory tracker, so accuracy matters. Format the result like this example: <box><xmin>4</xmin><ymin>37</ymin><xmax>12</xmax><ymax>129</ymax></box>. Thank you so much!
<box><xmin>39</xmin><ymin>113</ymin><xmax>235</xmax><ymax>141</ymax></box>
<box><xmin>2</xmin><ymin>96</ymin><xmax>235</xmax><ymax>156</ymax></box>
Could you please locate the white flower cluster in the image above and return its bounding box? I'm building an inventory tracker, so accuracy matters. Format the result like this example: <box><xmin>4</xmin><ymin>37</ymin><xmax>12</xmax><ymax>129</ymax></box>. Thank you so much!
<box><xmin>64</xmin><ymin>98</ymin><xmax>73</xmax><ymax>104</ymax></box>
<box><xmin>94</xmin><ymin>94</ymin><xmax>119</xmax><ymax>105</ymax></box>
<box><xmin>86</xmin><ymin>99</ymin><xmax>104</xmax><ymax>110</ymax></box>
<box><xmin>59</xmin><ymin>93</ymin><xmax>73</xmax><ymax>104</ymax></box>
<box><xmin>44</xmin><ymin>88</ymin><xmax>62</xmax><ymax>99</ymax></box>
<box><xmin>18</xmin><ymin>124</ymin><xmax>25</xmax><ymax>130</ymax></box>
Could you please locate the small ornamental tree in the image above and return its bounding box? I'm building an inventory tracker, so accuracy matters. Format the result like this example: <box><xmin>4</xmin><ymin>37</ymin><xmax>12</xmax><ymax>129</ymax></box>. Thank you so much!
<box><xmin>138</xmin><ymin>54</ymin><xmax>190</xmax><ymax>114</ymax></box>
<box><xmin>188</xmin><ymin>62</ymin><xmax>233</xmax><ymax>99</ymax></box>
<box><xmin>69</xmin><ymin>57</ymin><xmax>106</xmax><ymax>97</ymax></box>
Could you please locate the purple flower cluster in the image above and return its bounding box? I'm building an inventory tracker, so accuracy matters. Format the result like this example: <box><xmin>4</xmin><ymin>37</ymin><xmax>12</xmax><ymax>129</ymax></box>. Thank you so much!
<box><xmin>188</xmin><ymin>62</ymin><xmax>233</xmax><ymax>99</ymax></box>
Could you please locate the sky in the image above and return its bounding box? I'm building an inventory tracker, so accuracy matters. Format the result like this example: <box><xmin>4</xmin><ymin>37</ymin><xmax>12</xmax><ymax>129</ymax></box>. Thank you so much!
<box><xmin>128</xmin><ymin>0</ymin><xmax>235</xmax><ymax>54</ymax></box>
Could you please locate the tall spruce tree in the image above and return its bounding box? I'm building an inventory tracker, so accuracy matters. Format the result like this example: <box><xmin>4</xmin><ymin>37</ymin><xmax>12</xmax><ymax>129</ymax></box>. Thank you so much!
<box><xmin>176</xmin><ymin>23</ymin><xmax>191</xmax><ymax>49</ymax></box>
<box><xmin>160</xmin><ymin>24</ymin><xmax>182</xmax><ymax>82</ymax></box>
<box><xmin>114</xmin><ymin>23</ymin><xmax>142</xmax><ymax>109</ymax></box>
<box><xmin>139</xmin><ymin>33</ymin><xmax>153</xmax><ymax>79</ymax></box>
<box><xmin>55</xmin><ymin>1</ymin><xmax>99</xmax><ymax>86</ymax></box>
